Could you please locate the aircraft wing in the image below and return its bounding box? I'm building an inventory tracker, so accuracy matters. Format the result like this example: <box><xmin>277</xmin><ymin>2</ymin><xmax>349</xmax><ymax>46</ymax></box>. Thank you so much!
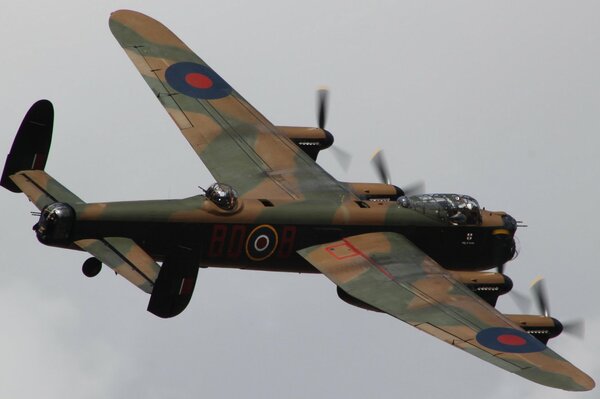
<box><xmin>109</xmin><ymin>10</ymin><xmax>352</xmax><ymax>201</ymax></box>
<box><xmin>75</xmin><ymin>237</ymin><xmax>160</xmax><ymax>294</ymax></box>
<box><xmin>298</xmin><ymin>232</ymin><xmax>595</xmax><ymax>391</ymax></box>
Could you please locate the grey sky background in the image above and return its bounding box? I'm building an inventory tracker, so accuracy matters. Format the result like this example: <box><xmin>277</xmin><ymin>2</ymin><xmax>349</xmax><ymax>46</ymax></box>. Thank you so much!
<box><xmin>1</xmin><ymin>1</ymin><xmax>599</xmax><ymax>398</ymax></box>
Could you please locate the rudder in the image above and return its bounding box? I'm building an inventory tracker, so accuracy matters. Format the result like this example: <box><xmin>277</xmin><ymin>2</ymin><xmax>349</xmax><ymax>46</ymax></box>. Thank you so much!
<box><xmin>1</xmin><ymin>100</ymin><xmax>53</xmax><ymax>192</ymax></box>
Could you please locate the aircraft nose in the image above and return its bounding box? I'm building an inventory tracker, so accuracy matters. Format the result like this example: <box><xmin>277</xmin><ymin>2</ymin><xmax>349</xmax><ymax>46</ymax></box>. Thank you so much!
<box><xmin>502</xmin><ymin>214</ymin><xmax>518</xmax><ymax>234</ymax></box>
<box><xmin>488</xmin><ymin>213</ymin><xmax>518</xmax><ymax>268</ymax></box>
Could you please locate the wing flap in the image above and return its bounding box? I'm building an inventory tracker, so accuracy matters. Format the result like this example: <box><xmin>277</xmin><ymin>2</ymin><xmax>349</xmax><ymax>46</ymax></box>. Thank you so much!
<box><xmin>75</xmin><ymin>237</ymin><xmax>161</xmax><ymax>294</ymax></box>
<box><xmin>415</xmin><ymin>323</ymin><xmax>523</xmax><ymax>372</ymax></box>
<box><xmin>298</xmin><ymin>232</ymin><xmax>595</xmax><ymax>391</ymax></box>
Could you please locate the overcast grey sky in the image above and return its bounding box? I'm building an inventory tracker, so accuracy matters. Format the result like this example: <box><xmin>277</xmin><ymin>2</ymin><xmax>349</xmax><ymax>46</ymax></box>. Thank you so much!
<box><xmin>1</xmin><ymin>1</ymin><xmax>599</xmax><ymax>398</ymax></box>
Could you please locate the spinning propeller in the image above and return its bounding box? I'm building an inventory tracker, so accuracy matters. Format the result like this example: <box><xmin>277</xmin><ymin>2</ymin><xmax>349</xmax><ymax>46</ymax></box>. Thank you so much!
<box><xmin>370</xmin><ymin>149</ymin><xmax>392</xmax><ymax>185</ymax></box>
<box><xmin>317</xmin><ymin>88</ymin><xmax>351</xmax><ymax>171</ymax></box>
<box><xmin>496</xmin><ymin>234</ymin><xmax>520</xmax><ymax>275</ymax></box>
<box><xmin>316</xmin><ymin>88</ymin><xmax>424</xmax><ymax>194</ymax></box>
<box><xmin>509</xmin><ymin>289</ymin><xmax>532</xmax><ymax>314</ymax></box>
<box><xmin>370</xmin><ymin>149</ymin><xmax>425</xmax><ymax>196</ymax></box>
<box><xmin>531</xmin><ymin>277</ymin><xmax>585</xmax><ymax>339</ymax></box>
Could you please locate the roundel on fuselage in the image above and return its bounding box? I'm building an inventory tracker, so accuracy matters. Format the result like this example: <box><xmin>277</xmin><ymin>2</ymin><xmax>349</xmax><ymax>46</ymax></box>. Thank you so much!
<box><xmin>245</xmin><ymin>225</ymin><xmax>278</xmax><ymax>261</ymax></box>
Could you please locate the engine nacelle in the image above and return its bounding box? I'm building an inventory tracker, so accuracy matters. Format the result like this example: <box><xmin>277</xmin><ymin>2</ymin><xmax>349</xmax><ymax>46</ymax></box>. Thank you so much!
<box><xmin>277</xmin><ymin>126</ymin><xmax>333</xmax><ymax>160</ymax></box>
<box><xmin>345</xmin><ymin>182</ymin><xmax>404</xmax><ymax>201</ymax></box>
<box><xmin>451</xmin><ymin>271</ymin><xmax>513</xmax><ymax>307</ymax></box>
<box><xmin>339</xmin><ymin>272</ymin><xmax>512</xmax><ymax>312</ymax></box>
<box><xmin>337</xmin><ymin>286</ymin><xmax>383</xmax><ymax>313</ymax></box>
<box><xmin>505</xmin><ymin>314</ymin><xmax>563</xmax><ymax>344</ymax></box>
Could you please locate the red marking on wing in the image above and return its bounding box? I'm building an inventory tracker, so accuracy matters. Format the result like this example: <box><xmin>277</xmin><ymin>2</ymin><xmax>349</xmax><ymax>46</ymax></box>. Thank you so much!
<box><xmin>325</xmin><ymin>243</ymin><xmax>359</xmax><ymax>260</ymax></box>
<box><xmin>342</xmin><ymin>238</ymin><xmax>396</xmax><ymax>280</ymax></box>
<box><xmin>497</xmin><ymin>334</ymin><xmax>527</xmax><ymax>346</ymax></box>
<box><xmin>185</xmin><ymin>73</ymin><xmax>213</xmax><ymax>89</ymax></box>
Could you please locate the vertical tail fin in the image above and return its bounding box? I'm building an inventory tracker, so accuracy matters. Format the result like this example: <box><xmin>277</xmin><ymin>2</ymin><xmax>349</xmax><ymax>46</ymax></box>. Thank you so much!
<box><xmin>1</xmin><ymin>100</ymin><xmax>53</xmax><ymax>192</ymax></box>
<box><xmin>2</xmin><ymin>100</ymin><xmax>83</xmax><ymax>209</ymax></box>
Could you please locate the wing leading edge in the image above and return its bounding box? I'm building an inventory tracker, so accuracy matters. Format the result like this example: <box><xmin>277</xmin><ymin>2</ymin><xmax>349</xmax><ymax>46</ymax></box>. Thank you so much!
<box><xmin>109</xmin><ymin>9</ymin><xmax>352</xmax><ymax>202</ymax></box>
<box><xmin>298</xmin><ymin>232</ymin><xmax>595</xmax><ymax>391</ymax></box>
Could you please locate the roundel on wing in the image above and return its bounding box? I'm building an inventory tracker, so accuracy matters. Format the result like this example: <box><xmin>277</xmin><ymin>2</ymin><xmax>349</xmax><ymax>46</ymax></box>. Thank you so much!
<box><xmin>476</xmin><ymin>327</ymin><xmax>546</xmax><ymax>353</ymax></box>
<box><xmin>245</xmin><ymin>225</ymin><xmax>278</xmax><ymax>261</ymax></box>
<box><xmin>165</xmin><ymin>62</ymin><xmax>232</xmax><ymax>99</ymax></box>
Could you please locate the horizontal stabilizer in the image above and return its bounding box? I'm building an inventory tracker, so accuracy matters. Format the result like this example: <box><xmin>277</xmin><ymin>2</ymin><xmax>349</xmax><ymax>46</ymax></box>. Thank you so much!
<box><xmin>75</xmin><ymin>237</ymin><xmax>161</xmax><ymax>294</ymax></box>
<box><xmin>1</xmin><ymin>100</ymin><xmax>53</xmax><ymax>193</ymax></box>
<box><xmin>10</xmin><ymin>170</ymin><xmax>83</xmax><ymax>210</ymax></box>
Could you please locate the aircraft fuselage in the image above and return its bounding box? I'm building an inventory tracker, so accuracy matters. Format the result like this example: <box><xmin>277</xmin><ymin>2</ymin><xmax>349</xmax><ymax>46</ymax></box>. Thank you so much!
<box><xmin>38</xmin><ymin>195</ymin><xmax>517</xmax><ymax>273</ymax></box>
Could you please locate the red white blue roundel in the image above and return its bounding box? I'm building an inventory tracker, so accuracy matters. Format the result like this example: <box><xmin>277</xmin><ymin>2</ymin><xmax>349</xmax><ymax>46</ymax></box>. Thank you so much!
<box><xmin>245</xmin><ymin>225</ymin><xmax>278</xmax><ymax>261</ymax></box>
<box><xmin>165</xmin><ymin>62</ymin><xmax>232</xmax><ymax>99</ymax></box>
<box><xmin>476</xmin><ymin>327</ymin><xmax>545</xmax><ymax>353</ymax></box>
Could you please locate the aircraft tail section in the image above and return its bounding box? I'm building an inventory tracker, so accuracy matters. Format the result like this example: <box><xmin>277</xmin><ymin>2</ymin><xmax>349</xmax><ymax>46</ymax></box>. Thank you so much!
<box><xmin>2</xmin><ymin>100</ymin><xmax>84</xmax><ymax>209</ymax></box>
<box><xmin>10</xmin><ymin>170</ymin><xmax>83</xmax><ymax>210</ymax></box>
<box><xmin>1</xmin><ymin>100</ymin><xmax>54</xmax><ymax>193</ymax></box>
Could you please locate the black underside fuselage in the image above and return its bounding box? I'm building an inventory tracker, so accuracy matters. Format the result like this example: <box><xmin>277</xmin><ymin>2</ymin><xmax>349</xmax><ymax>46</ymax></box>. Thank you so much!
<box><xmin>64</xmin><ymin>211</ymin><xmax>514</xmax><ymax>273</ymax></box>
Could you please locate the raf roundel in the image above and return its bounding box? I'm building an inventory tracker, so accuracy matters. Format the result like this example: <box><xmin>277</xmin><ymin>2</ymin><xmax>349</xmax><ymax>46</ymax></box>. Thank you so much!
<box><xmin>245</xmin><ymin>225</ymin><xmax>278</xmax><ymax>261</ymax></box>
<box><xmin>476</xmin><ymin>327</ymin><xmax>546</xmax><ymax>353</ymax></box>
<box><xmin>165</xmin><ymin>62</ymin><xmax>232</xmax><ymax>99</ymax></box>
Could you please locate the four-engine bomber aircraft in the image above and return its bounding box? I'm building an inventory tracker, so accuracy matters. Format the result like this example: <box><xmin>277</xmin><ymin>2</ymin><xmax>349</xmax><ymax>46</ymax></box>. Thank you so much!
<box><xmin>1</xmin><ymin>10</ymin><xmax>594</xmax><ymax>391</ymax></box>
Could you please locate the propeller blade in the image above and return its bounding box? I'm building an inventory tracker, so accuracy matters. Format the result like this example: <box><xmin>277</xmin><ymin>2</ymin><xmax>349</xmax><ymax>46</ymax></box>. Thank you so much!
<box><xmin>330</xmin><ymin>146</ymin><xmax>352</xmax><ymax>172</ymax></box>
<box><xmin>531</xmin><ymin>276</ymin><xmax>550</xmax><ymax>317</ymax></box>
<box><xmin>509</xmin><ymin>289</ymin><xmax>532</xmax><ymax>313</ymax></box>
<box><xmin>402</xmin><ymin>180</ymin><xmax>426</xmax><ymax>197</ymax></box>
<box><xmin>529</xmin><ymin>276</ymin><xmax>585</xmax><ymax>340</ymax></box>
<box><xmin>371</xmin><ymin>149</ymin><xmax>391</xmax><ymax>184</ymax></box>
<box><xmin>563</xmin><ymin>319</ymin><xmax>585</xmax><ymax>339</ymax></box>
<box><xmin>315</xmin><ymin>88</ymin><xmax>351</xmax><ymax>171</ymax></box>
<box><xmin>317</xmin><ymin>88</ymin><xmax>329</xmax><ymax>129</ymax></box>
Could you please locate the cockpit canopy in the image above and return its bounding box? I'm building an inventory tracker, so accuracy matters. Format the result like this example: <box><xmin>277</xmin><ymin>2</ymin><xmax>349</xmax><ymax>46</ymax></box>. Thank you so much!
<box><xmin>398</xmin><ymin>193</ymin><xmax>482</xmax><ymax>225</ymax></box>
<box><xmin>205</xmin><ymin>183</ymin><xmax>239</xmax><ymax>210</ymax></box>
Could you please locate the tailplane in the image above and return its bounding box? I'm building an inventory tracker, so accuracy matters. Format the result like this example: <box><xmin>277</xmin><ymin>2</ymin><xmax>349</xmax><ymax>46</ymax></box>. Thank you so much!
<box><xmin>10</xmin><ymin>170</ymin><xmax>83</xmax><ymax>210</ymax></box>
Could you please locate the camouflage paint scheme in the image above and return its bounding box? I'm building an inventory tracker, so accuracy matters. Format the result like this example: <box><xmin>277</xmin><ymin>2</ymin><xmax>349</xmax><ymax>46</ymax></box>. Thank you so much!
<box><xmin>1</xmin><ymin>9</ymin><xmax>594</xmax><ymax>392</ymax></box>
<box><xmin>109</xmin><ymin>11</ymin><xmax>350</xmax><ymax>202</ymax></box>
<box><xmin>298</xmin><ymin>232</ymin><xmax>594</xmax><ymax>391</ymax></box>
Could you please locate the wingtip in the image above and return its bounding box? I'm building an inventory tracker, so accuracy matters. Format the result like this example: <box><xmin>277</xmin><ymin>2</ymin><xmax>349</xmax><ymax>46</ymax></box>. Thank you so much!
<box><xmin>110</xmin><ymin>9</ymin><xmax>128</xmax><ymax>19</ymax></box>
<box><xmin>109</xmin><ymin>9</ymin><xmax>153</xmax><ymax>24</ymax></box>
<box><xmin>516</xmin><ymin>364</ymin><xmax>596</xmax><ymax>392</ymax></box>
<box><xmin>110</xmin><ymin>9</ymin><xmax>138</xmax><ymax>17</ymax></box>
<box><xmin>580</xmin><ymin>374</ymin><xmax>596</xmax><ymax>391</ymax></box>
